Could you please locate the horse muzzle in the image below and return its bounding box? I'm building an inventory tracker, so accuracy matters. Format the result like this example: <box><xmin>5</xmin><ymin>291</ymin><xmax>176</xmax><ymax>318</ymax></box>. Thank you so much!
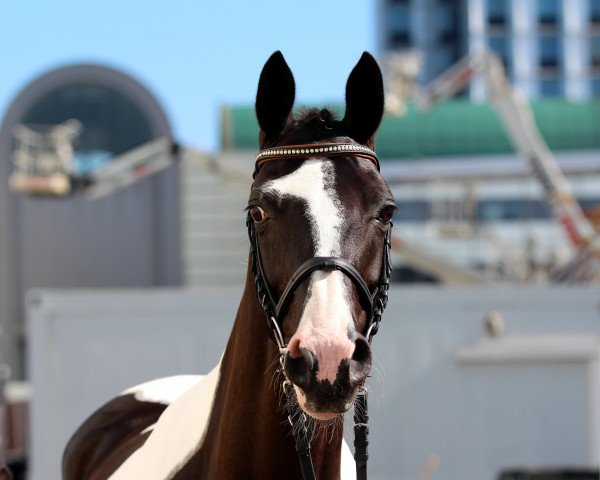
<box><xmin>284</xmin><ymin>335</ymin><xmax>372</xmax><ymax>419</ymax></box>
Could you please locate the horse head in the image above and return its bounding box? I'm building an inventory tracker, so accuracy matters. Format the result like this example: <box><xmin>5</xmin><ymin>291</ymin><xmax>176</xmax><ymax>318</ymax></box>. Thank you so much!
<box><xmin>250</xmin><ymin>51</ymin><xmax>395</xmax><ymax>421</ymax></box>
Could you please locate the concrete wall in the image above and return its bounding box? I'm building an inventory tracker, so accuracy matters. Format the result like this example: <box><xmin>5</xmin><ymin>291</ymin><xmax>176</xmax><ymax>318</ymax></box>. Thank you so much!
<box><xmin>27</xmin><ymin>285</ymin><xmax>600</xmax><ymax>480</ymax></box>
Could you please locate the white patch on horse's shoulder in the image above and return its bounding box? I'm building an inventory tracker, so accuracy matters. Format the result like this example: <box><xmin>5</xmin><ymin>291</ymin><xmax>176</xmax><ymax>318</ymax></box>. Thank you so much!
<box><xmin>122</xmin><ymin>375</ymin><xmax>203</xmax><ymax>405</ymax></box>
<box><xmin>109</xmin><ymin>362</ymin><xmax>221</xmax><ymax>480</ymax></box>
<box><xmin>341</xmin><ymin>439</ymin><xmax>357</xmax><ymax>480</ymax></box>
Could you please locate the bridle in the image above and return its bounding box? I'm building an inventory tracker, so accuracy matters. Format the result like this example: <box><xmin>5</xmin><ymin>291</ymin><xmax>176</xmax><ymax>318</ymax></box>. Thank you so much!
<box><xmin>249</xmin><ymin>142</ymin><xmax>392</xmax><ymax>349</ymax></box>
<box><xmin>247</xmin><ymin>142</ymin><xmax>393</xmax><ymax>480</ymax></box>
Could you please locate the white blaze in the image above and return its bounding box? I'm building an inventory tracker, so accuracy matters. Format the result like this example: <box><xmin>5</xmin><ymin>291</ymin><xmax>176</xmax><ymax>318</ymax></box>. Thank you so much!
<box><xmin>263</xmin><ymin>159</ymin><xmax>341</xmax><ymax>256</ymax></box>
<box><xmin>263</xmin><ymin>159</ymin><xmax>355</xmax><ymax>383</ymax></box>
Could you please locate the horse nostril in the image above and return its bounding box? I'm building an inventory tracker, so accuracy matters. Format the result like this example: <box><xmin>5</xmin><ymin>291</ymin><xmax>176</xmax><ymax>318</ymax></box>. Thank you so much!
<box><xmin>284</xmin><ymin>348</ymin><xmax>317</xmax><ymax>390</ymax></box>
<box><xmin>349</xmin><ymin>337</ymin><xmax>372</xmax><ymax>387</ymax></box>
<box><xmin>351</xmin><ymin>337</ymin><xmax>372</xmax><ymax>364</ymax></box>
<box><xmin>301</xmin><ymin>347</ymin><xmax>315</xmax><ymax>372</ymax></box>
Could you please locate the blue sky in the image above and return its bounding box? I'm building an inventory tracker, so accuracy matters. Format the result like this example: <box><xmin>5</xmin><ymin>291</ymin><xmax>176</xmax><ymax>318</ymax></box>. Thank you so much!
<box><xmin>1</xmin><ymin>1</ymin><xmax>375</xmax><ymax>152</ymax></box>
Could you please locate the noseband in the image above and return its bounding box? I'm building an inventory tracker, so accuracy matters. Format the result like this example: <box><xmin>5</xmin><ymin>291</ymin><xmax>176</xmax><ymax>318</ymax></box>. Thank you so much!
<box><xmin>247</xmin><ymin>142</ymin><xmax>392</xmax><ymax>480</ymax></box>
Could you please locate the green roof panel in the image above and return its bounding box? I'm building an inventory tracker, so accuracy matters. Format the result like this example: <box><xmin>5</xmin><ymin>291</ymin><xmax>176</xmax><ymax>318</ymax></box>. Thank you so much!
<box><xmin>221</xmin><ymin>100</ymin><xmax>600</xmax><ymax>159</ymax></box>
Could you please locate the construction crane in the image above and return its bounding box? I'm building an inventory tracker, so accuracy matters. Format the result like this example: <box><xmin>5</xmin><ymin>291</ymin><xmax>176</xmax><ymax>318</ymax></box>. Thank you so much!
<box><xmin>385</xmin><ymin>49</ymin><xmax>599</xmax><ymax>282</ymax></box>
<box><xmin>84</xmin><ymin>138</ymin><xmax>180</xmax><ymax>200</ymax></box>
<box><xmin>9</xmin><ymin>120</ymin><xmax>180</xmax><ymax>199</ymax></box>
<box><xmin>10</xmin><ymin>120</ymin><xmax>82</xmax><ymax>196</ymax></box>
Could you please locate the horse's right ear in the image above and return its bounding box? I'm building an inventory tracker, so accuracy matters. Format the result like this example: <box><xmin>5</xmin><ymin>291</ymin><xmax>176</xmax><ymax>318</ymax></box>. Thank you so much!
<box><xmin>255</xmin><ymin>51</ymin><xmax>296</xmax><ymax>144</ymax></box>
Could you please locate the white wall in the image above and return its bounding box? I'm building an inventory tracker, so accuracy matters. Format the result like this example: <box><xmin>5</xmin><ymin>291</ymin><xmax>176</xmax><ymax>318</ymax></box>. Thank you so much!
<box><xmin>28</xmin><ymin>286</ymin><xmax>600</xmax><ymax>480</ymax></box>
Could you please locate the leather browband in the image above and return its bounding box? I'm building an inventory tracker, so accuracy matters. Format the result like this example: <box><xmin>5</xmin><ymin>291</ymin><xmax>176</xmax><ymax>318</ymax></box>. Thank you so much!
<box><xmin>254</xmin><ymin>142</ymin><xmax>379</xmax><ymax>178</ymax></box>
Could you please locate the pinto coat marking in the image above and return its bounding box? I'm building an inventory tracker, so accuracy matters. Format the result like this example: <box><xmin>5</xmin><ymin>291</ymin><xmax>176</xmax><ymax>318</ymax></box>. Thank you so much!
<box><xmin>108</xmin><ymin>364</ymin><xmax>221</xmax><ymax>479</ymax></box>
<box><xmin>62</xmin><ymin>49</ymin><xmax>388</xmax><ymax>480</ymax></box>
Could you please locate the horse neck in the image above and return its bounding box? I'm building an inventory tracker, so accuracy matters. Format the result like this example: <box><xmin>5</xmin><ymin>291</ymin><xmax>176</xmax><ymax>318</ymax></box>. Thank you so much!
<box><xmin>200</xmin><ymin>267</ymin><xmax>344</xmax><ymax>480</ymax></box>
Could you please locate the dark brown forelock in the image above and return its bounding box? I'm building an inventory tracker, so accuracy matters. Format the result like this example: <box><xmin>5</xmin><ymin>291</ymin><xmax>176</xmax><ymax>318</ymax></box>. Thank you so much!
<box><xmin>267</xmin><ymin>108</ymin><xmax>349</xmax><ymax>147</ymax></box>
<box><xmin>297</xmin><ymin>107</ymin><xmax>338</xmax><ymax>126</ymax></box>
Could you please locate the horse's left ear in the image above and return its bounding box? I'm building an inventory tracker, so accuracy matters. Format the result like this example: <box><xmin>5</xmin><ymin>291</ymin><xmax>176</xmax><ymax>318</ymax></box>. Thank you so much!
<box><xmin>343</xmin><ymin>52</ymin><xmax>385</xmax><ymax>146</ymax></box>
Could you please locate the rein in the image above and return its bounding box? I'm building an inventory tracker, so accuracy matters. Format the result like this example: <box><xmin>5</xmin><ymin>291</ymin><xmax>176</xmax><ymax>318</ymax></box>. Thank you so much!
<box><xmin>248</xmin><ymin>142</ymin><xmax>392</xmax><ymax>480</ymax></box>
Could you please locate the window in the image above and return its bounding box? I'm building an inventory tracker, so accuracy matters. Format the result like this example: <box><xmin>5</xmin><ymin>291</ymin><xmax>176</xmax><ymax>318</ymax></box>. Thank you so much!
<box><xmin>592</xmin><ymin>79</ymin><xmax>600</xmax><ymax>97</ymax></box>
<box><xmin>390</xmin><ymin>31</ymin><xmax>412</xmax><ymax>48</ymax></box>
<box><xmin>476</xmin><ymin>199</ymin><xmax>550</xmax><ymax>222</ymax></box>
<box><xmin>591</xmin><ymin>37</ymin><xmax>600</xmax><ymax>67</ymax></box>
<box><xmin>395</xmin><ymin>200</ymin><xmax>431</xmax><ymax>222</ymax></box>
<box><xmin>386</xmin><ymin>4</ymin><xmax>410</xmax><ymax>49</ymax></box>
<box><xmin>539</xmin><ymin>36</ymin><xmax>562</xmax><ymax>69</ymax></box>
<box><xmin>21</xmin><ymin>85</ymin><xmax>155</xmax><ymax>178</ymax></box>
<box><xmin>591</xmin><ymin>0</ymin><xmax>600</xmax><ymax>24</ymax></box>
<box><xmin>579</xmin><ymin>198</ymin><xmax>600</xmax><ymax>210</ymax></box>
<box><xmin>538</xmin><ymin>0</ymin><xmax>560</xmax><ymax>26</ymax></box>
<box><xmin>487</xmin><ymin>0</ymin><xmax>508</xmax><ymax>26</ymax></box>
<box><xmin>438</xmin><ymin>4</ymin><xmax>460</xmax><ymax>42</ymax></box>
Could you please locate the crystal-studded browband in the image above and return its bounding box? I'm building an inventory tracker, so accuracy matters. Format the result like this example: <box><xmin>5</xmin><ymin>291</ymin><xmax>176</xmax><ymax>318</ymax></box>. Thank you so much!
<box><xmin>253</xmin><ymin>142</ymin><xmax>379</xmax><ymax>178</ymax></box>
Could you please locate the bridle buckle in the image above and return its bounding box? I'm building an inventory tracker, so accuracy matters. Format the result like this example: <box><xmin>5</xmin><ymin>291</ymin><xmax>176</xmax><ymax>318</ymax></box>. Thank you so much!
<box><xmin>268</xmin><ymin>315</ymin><xmax>287</xmax><ymax>353</ymax></box>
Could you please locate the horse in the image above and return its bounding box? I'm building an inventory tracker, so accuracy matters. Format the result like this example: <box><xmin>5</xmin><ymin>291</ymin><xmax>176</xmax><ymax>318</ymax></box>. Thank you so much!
<box><xmin>0</xmin><ymin>465</ymin><xmax>13</xmax><ymax>480</ymax></box>
<box><xmin>62</xmin><ymin>50</ymin><xmax>395</xmax><ymax>480</ymax></box>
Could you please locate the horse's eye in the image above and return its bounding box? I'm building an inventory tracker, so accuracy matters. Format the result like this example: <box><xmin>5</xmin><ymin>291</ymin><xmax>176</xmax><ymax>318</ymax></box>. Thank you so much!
<box><xmin>377</xmin><ymin>205</ymin><xmax>395</xmax><ymax>225</ymax></box>
<box><xmin>249</xmin><ymin>206</ymin><xmax>267</xmax><ymax>223</ymax></box>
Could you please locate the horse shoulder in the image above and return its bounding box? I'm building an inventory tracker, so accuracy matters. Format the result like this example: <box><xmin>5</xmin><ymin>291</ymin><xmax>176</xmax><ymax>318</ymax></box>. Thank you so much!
<box><xmin>108</xmin><ymin>362</ymin><xmax>221</xmax><ymax>480</ymax></box>
<box><xmin>62</xmin><ymin>375</ymin><xmax>202</xmax><ymax>480</ymax></box>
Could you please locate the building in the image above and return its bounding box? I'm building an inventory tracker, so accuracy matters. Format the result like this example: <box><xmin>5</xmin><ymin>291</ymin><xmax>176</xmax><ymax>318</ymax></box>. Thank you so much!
<box><xmin>0</xmin><ymin>64</ymin><xmax>181</xmax><ymax>378</ymax></box>
<box><xmin>377</xmin><ymin>0</ymin><xmax>600</xmax><ymax>98</ymax></box>
<box><xmin>217</xmin><ymin>100</ymin><xmax>600</xmax><ymax>282</ymax></box>
<box><xmin>377</xmin><ymin>0</ymin><xmax>468</xmax><ymax>84</ymax></box>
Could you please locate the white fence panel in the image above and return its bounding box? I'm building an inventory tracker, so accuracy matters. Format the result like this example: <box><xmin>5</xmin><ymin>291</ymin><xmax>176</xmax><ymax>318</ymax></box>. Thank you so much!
<box><xmin>27</xmin><ymin>286</ymin><xmax>600</xmax><ymax>480</ymax></box>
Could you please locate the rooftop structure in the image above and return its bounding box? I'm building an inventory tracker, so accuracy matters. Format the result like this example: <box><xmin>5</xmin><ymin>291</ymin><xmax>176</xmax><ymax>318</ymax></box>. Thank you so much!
<box><xmin>220</xmin><ymin>100</ymin><xmax>600</xmax><ymax>158</ymax></box>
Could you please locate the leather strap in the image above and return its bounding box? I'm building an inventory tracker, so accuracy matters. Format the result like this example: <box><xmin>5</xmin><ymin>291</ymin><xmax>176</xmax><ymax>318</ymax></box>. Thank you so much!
<box><xmin>354</xmin><ymin>389</ymin><xmax>369</xmax><ymax>480</ymax></box>
<box><xmin>254</xmin><ymin>142</ymin><xmax>379</xmax><ymax>178</ymax></box>
<box><xmin>285</xmin><ymin>383</ymin><xmax>316</xmax><ymax>480</ymax></box>
<box><xmin>275</xmin><ymin>256</ymin><xmax>374</xmax><ymax>321</ymax></box>
<box><xmin>247</xmin><ymin>213</ymin><xmax>392</xmax><ymax>342</ymax></box>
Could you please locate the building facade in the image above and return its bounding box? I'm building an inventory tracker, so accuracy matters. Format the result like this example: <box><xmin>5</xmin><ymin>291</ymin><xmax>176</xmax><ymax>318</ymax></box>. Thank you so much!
<box><xmin>377</xmin><ymin>0</ymin><xmax>600</xmax><ymax>98</ymax></box>
<box><xmin>0</xmin><ymin>64</ymin><xmax>181</xmax><ymax>378</ymax></box>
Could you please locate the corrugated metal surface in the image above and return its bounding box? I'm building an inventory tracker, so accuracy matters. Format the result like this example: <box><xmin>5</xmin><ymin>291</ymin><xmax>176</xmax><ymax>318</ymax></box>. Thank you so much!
<box><xmin>179</xmin><ymin>151</ymin><xmax>249</xmax><ymax>286</ymax></box>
